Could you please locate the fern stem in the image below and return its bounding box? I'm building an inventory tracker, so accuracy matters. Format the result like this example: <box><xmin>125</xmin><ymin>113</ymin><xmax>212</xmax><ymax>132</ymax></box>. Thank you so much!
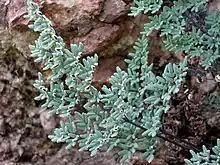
<box><xmin>157</xmin><ymin>133</ymin><xmax>192</xmax><ymax>151</ymax></box>
<box><xmin>124</xmin><ymin>116</ymin><xmax>201</xmax><ymax>152</ymax></box>
<box><xmin>160</xmin><ymin>128</ymin><xmax>201</xmax><ymax>152</ymax></box>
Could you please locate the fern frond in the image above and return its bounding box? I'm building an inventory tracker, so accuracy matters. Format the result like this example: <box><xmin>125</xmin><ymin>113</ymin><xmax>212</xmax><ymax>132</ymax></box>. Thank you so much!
<box><xmin>185</xmin><ymin>139</ymin><xmax>220</xmax><ymax>164</ymax></box>
<box><xmin>26</xmin><ymin>0</ymin><xmax>189</xmax><ymax>164</ymax></box>
<box><xmin>129</xmin><ymin>0</ymin><xmax>163</xmax><ymax>16</ymax></box>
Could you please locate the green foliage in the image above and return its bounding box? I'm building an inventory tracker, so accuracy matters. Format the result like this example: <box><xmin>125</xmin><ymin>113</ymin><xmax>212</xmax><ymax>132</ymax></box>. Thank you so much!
<box><xmin>206</xmin><ymin>91</ymin><xmax>220</xmax><ymax>109</ymax></box>
<box><xmin>138</xmin><ymin>0</ymin><xmax>220</xmax><ymax>69</ymax></box>
<box><xmin>26</xmin><ymin>0</ymin><xmax>189</xmax><ymax>164</ymax></box>
<box><xmin>25</xmin><ymin>0</ymin><xmax>98</xmax><ymax>117</ymax></box>
<box><xmin>185</xmin><ymin>139</ymin><xmax>220</xmax><ymax>165</ymax></box>
<box><xmin>129</xmin><ymin>0</ymin><xmax>163</xmax><ymax>16</ymax></box>
<box><xmin>25</xmin><ymin>0</ymin><xmax>98</xmax><ymax>150</ymax></box>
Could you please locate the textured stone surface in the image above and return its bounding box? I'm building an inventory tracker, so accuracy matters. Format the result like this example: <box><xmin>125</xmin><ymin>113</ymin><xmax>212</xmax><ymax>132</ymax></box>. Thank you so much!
<box><xmin>40</xmin><ymin>110</ymin><xmax>57</xmax><ymax>135</ymax></box>
<box><xmin>209</xmin><ymin>0</ymin><xmax>220</xmax><ymax>11</ymax></box>
<box><xmin>0</xmin><ymin>117</ymin><xmax>6</xmax><ymax>135</ymax></box>
<box><xmin>94</xmin><ymin>56</ymin><xmax>126</xmax><ymax>82</ymax></box>
<box><xmin>0</xmin><ymin>0</ymin><xmax>9</xmax><ymax>26</ymax></box>
<box><xmin>43</xmin><ymin>0</ymin><xmax>75</xmax><ymax>8</ymax></box>
<box><xmin>73</xmin><ymin>24</ymin><xmax>121</xmax><ymax>54</ymax></box>
<box><xmin>199</xmin><ymin>73</ymin><xmax>217</xmax><ymax>94</ymax></box>
<box><xmin>205</xmin><ymin>111</ymin><xmax>220</xmax><ymax>128</ymax></box>
<box><xmin>3</xmin><ymin>0</ymin><xmax>144</xmax><ymax>57</ymax></box>
<box><xmin>6</xmin><ymin>0</ymin><xmax>27</xmax><ymax>28</ymax></box>
<box><xmin>99</xmin><ymin>0</ymin><xmax>128</xmax><ymax>23</ymax></box>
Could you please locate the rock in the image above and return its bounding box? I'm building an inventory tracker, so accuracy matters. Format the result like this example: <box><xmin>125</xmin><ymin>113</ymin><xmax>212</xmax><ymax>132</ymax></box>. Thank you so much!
<box><xmin>27</xmin><ymin>107</ymin><xmax>41</xmax><ymax>118</ymax></box>
<box><xmin>148</xmin><ymin>30</ymin><xmax>171</xmax><ymax>64</ymax></box>
<box><xmin>3</xmin><ymin>0</ymin><xmax>146</xmax><ymax>58</ymax></box>
<box><xmin>46</xmin><ymin>145</ymin><xmax>120</xmax><ymax>165</ymax></box>
<box><xmin>6</xmin><ymin>0</ymin><xmax>27</xmax><ymax>28</ymax></box>
<box><xmin>93</xmin><ymin>56</ymin><xmax>126</xmax><ymax>90</ymax></box>
<box><xmin>199</xmin><ymin>73</ymin><xmax>217</xmax><ymax>94</ymax></box>
<box><xmin>203</xmin><ymin>110</ymin><xmax>220</xmax><ymax>128</ymax></box>
<box><xmin>0</xmin><ymin>26</ymin><xmax>12</xmax><ymax>53</ymax></box>
<box><xmin>151</xmin><ymin>158</ymin><xmax>169</xmax><ymax>165</ymax></box>
<box><xmin>40</xmin><ymin>110</ymin><xmax>56</xmax><ymax>135</ymax></box>
<box><xmin>73</xmin><ymin>24</ymin><xmax>121</xmax><ymax>54</ymax></box>
<box><xmin>0</xmin><ymin>82</ymin><xmax>4</xmax><ymax>93</ymax></box>
<box><xmin>129</xmin><ymin>152</ymin><xmax>149</xmax><ymax>165</ymax></box>
<box><xmin>41</xmin><ymin>2</ymin><xmax>76</xmax><ymax>31</ymax></box>
<box><xmin>190</xmin><ymin>72</ymin><xmax>217</xmax><ymax>94</ymax></box>
<box><xmin>208</xmin><ymin>113</ymin><xmax>220</xmax><ymax>128</ymax></box>
<box><xmin>215</xmin><ymin>75</ymin><xmax>220</xmax><ymax>82</ymax></box>
<box><xmin>93</xmin><ymin>56</ymin><xmax>126</xmax><ymax>82</ymax></box>
<box><xmin>42</xmin><ymin>0</ymin><xmax>103</xmax><ymax>36</ymax></box>
<box><xmin>0</xmin><ymin>117</ymin><xmax>6</xmax><ymax>135</ymax></box>
<box><xmin>10</xmin><ymin>29</ymin><xmax>38</xmax><ymax>57</ymax></box>
<box><xmin>99</xmin><ymin>0</ymin><xmax>128</xmax><ymax>23</ymax></box>
<box><xmin>74</xmin><ymin>0</ymin><xmax>103</xmax><ymax>15</ymax></box>
<box><xmin>122</xmin><ymin>0</ymin><xmax>133</xmax><ymax>4</ymax></box>
<box><xmin>0</xmin><ymin>139</ymin><xmax>11</xmax><ymax>154</ymax></box>
<box><xmin>0</xmin><ymin>0</ymin><xmax>9</xmax><ymax>26</ymax></box>
<box><xmin>17</xmin><ymin>146</ymin><xmax>24</xmax><ymax>157</ymax></box>
<box><xmin>44</xmin><ymin>0</ymin><xmax>75</xmax><ymax>8</ymax></box>
<box><xmin>208</xmin><ymin>0</ymin><xmax>220</xmax><ymax>11</ymax></box>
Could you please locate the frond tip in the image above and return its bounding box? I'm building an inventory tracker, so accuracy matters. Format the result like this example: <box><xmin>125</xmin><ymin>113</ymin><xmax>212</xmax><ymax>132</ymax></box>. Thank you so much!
<box><xmin>129</xmin><ymin>0</ymin><xmax>163</xmax><ymax>16</ymax></box>
<box><xmin>185</xmin><ymin>139</ymin><xmax>220</xmax><ymax>164</ymax></box>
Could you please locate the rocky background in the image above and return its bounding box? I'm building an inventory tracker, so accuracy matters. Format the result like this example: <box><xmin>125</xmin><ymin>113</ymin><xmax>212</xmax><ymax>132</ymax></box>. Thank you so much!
<box><xmin>1</xmin><ymin>0</ymin><xmax>220</xmax><ymax>165</ymax></box>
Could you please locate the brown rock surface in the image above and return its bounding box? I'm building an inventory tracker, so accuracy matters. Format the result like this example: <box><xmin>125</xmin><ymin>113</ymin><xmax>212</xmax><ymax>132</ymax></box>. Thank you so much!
<box><xmin>6</xmin><ymin>0</ymin><xmax>27</xmax><ymax>27</ymax></box>
<box><xmin>4</xmin><ymin>0</ymin><xmax>144</xmax><ymax>57</ymax></box>
<box><xmin>73</xmin><ymin>24</ymin><xmax>121</xmax><ymax>54</ymax></box>
<box><xmin>40</xmin><ymin>110</ymin><xmax>56</xmax><ymax>135</ymax></box>
<box><xmin>208</xmin><ymin>0</ymin><xmax>220</xmax><ymax>11</ymax></box>
<box><xmin>99</xmin><ymin>0</ymin><xmax>129</xmax><ymax>23</ymax></box>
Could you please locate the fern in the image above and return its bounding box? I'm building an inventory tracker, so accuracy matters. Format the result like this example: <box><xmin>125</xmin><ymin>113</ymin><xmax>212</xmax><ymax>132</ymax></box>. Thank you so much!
<box><xmin>138</xmin><ymin>0</ymin><xmax>220</xmax><ymax>69</ymax></box>
<box><xmin>185</xmin><ymin>139</ymin><xmax>220</xmax><ymax>165</ymax></box>
<box><xmin>129</xmin><ymin>0</ymin><xmax>163</xmax><ymax>16</ymax></box>
<box><xmin>25</xmin><ymin>0</ymin><xmax>98</xmax><ymax>149</ymax></box>
<box><xmin>26</xmin><ymin>0</ymin><xmax>188</xmax><ymax>164</ymax></box>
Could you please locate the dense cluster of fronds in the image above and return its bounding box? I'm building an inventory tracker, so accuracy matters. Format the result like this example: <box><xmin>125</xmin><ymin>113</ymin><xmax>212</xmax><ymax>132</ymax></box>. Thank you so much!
<box><xmin>26</xmin><ymin>0</ymin><xmax>220</xmax><ymax>164</ymax></box>
<box><xmin>25</xmin><ymin>0</ymin><xmax>188</xmax><ymax>163</ymax></box>
<box><xmin>131</xmin><ymin>0</ymin><xmax>220</xmax><ymax>69</ymax></box>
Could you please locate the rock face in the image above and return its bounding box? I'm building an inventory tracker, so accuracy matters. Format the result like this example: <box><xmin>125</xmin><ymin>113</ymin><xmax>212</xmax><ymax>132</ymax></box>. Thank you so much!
<box><xmin>73</xmin><ymin>24</ymin><xmax>121</xmax><ymax>54</ymax></box>
<box><xmin>99</xmin><ymin>0</ymin><xmax>128</xmax><ymax>23</ymax></box>
<box><xmin>1</xmin><ymin>0</ymin><xmax>149</xmax><ymax>67</ymax></box>
<box><xmin>6</xmin><ymin>0</ymin><xmax>27</xmax><ymax>28</ymax></box>
<box><xmin>209</xmin><ymin>0</ymin><xmax>220</xmax><ymax>11</ymax></box>
<box><xmin>4</xmin><ymin>0</ymin><xmax>142</xmax><ymax>57</ymax></box>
